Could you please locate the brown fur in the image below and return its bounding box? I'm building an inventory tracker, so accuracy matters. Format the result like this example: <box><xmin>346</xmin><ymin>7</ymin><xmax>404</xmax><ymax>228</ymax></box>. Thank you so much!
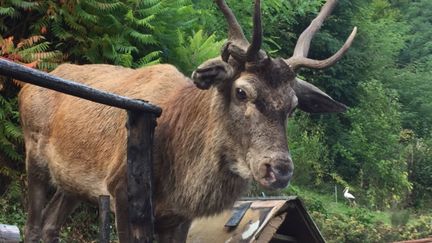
<box><xmin>19</xmin><ymin>64</ymin><xmax>258</xmax><ymax>242</ymax></box>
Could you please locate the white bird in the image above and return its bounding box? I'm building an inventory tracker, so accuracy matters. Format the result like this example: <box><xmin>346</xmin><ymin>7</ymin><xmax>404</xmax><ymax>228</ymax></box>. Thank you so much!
<box><xmin>343</xmin><ymin>187</ymin><xmax>355</xmax><ymax>203</ymax></box>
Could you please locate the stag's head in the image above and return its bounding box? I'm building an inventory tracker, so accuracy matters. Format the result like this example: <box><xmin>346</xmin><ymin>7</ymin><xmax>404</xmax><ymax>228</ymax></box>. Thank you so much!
<box><xmin>192</xmin><ymin>0</ymin><xmax>356</xmax><ymax>189</ymax></box>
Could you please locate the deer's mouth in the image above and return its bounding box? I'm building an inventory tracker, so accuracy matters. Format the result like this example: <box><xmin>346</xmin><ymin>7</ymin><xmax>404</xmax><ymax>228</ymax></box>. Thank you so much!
<box><xmin>254</xmin><ymin>159</ymin><xmax>293</xmax><ymax>189</ymax></box>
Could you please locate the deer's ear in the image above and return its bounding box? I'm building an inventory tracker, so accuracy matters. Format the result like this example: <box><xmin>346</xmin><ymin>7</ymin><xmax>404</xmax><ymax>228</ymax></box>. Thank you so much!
<box><xmin>294</xmin><ymin>78</ymin><xmax>347</xmax><ymax>113</ymax></box>
<box><xmin>191</xmin><ymin>58</ymin><xmax>234</xmax><ymax>90</ymax></box>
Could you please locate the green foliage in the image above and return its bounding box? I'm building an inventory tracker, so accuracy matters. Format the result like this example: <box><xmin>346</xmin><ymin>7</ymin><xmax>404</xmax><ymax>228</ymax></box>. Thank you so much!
<box><xmin>193</xmin><ymin>0</ymin><xmax>325</xmax><ymax>55</ymax></box>
<box><xmin>313</xmin><ymin>209</ymin><xmax>432</xmax><ymax>243</ymax></box>
<box><xmin>338</xmin><ymin>80</ymin><xmax>411</xmax><ymax>208</ymax></box>
<box><xmin>171</xmin><ymin>30</ymin><xmax>224</xmax><ymax>75</ymax></box>
<box><xmin>0</xmin><ymin>178</ymin><xmax>26</xmax><ymax>229</ymax></box>
<box><xmin>0</xmin><ymin>0</ymin><xmax>207</xmax><ymax>67</ymax></box>
<box><xmin>398</xmin><ymin>0</ymin><xmax>432</xmax><ymax>65</ymax></box>
<box><xmin>402</xmin><ymin>135</ymin><xmax>432</xmax><ymax>208</ymax></box>
<box><xmin>0</xmin><ymin>35</ymin><xmax>63</xmax><ymax>71</ymax></box>
<box><xmin>0</xmin><ymin>34</ymin><xmax>62</xmax><ymax>191</ymax></box>
<box><xmin>284</xmin><ymin>186</ymin><xmax>431</xmax><ymax>242</ymax></box>
<box><xmin>0</xmin><ymin>95</ymin><xmax>21</xmax><ymax>162</ymax></box>
<box><xmin>36</xmin><ymin>0</ymin><xmax>163</xmax><ymax>66</ymax></box>
<box><xmin>390</xmin><ymin>61</ymin><xmax>432</xmax><ymax>137</ymax></box>
<box><xmin>400</xmin><ymin>215</ymin><xmax>432</xmax><ymax>239</ymax></box>
<box><xmin>287</xmin><ymin>113</ymin><xmax>332</xmax><ymax>186</ymax></box>
<box><xmin>59</xmin><ymin>204</ymin><xmax>106</xmax><ymax>242</ymax></box>
<box><xmin>391</xmin><ymin>210</ymin><xmax>410</xmax><ymax>227</ymax></box>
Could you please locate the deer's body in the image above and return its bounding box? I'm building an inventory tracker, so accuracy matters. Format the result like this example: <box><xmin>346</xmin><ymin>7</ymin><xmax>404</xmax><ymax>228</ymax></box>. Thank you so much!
<box><xmin>20</xmin><ymin>0</ymin><xmax>356</xmax><ymax>242</ymax></box>
<box><xmin>20</xmin><ymin>63</ymin><xmax>250</xmax><ymax>241</ymax></box>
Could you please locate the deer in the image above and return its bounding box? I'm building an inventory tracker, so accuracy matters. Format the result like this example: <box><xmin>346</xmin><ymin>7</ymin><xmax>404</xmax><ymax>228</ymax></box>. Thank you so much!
<box><xmin>18</xmin><ymin>0</ymin><xmax>356</xmax><ymax>242</ymax></box>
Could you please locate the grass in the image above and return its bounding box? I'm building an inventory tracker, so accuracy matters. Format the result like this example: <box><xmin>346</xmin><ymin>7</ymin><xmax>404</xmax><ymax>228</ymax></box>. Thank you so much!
<box><xmin>283</xmin><ymin>184</ymin><xmax>395</xmax><ymax>224</ymax></box>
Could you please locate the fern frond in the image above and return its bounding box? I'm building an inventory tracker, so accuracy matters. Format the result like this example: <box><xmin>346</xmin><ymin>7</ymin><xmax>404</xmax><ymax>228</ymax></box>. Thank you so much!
<box><xmin>4</xmin><ymin>121</ymin><xmax>22</xmax><ymax>140</ymax></box>
<box><xmin>135</xmin><ymin>15</ymin><xmax>156</xmax><ymax>29</ymax></box>
<box><xmin>0</xmin><ymin>36</ymin><xmax>15</xmax><ymax>55</ymax></box>
<box><xmin>51</xmin><ymin>21</ymin><xmax>73</xmax><ymax>40</ymax></box>
<box><xmin>136</xmin><ymin>1</ymin><xmax>163</xmax><ymax>16</ymax></box>
<box><xmin>75</xmin><ymin>4</ymin><xmax>99</xmax><ymax>24</ymax></box>
<box><xmin>84</xmin><ymin>0</ymin><xmax>124</xmax><ymax>13</ymax></box>
<box><xmin>63</xmin><ymin>11</ymin><xmax>87</xmax><ymax>34</ymax></box>
<box><xmin>9</xmin><ymin>0</ymin><xmax>39</xmax><ymax>10</ymax></box>
<box><xmin>114</xmin><ymin>53</ymin><xmax>133</xmax><ymax>67</ymax></box>
<box><xmin>19</xmin><ymin>42</ymin><xmax>50</xmax><ymax>61</ymax></box>
<box><xmin>0</xmin><ymin>143</ymin><xmax>22</xmax><ymax>161</ymax></box>
<box><xmin>0</xmin><ymin>133</ymin><xmax>22</xmax><ymax>161</ymax></box>
<box><xmin>136</xmin><ymin>0</ymin><xmax>160</xmax><ymax>9</ymax></box>
<box><xmin>129</xmin><ymin>31</ymin><xmax>157</xmax><ymax>45</ymax></box>
<box><xmin>0</xmin><ymin>108</ymin><xmax>5</xmax><ymax>120</ymax></box>
<box><xmin>0</xmin><ymin>96</ymin><xmax>8</xmax><ymax>106</ymax></box>
<box><xmin>0</xmin><ymin>166</ymin><xmax>20</xmax><ymax>179</ymax></box>
<box><xmin>0</xmin><ymin>7</ymin><xmax>17</xmax><ymax>17</ymax></box>
<box><xmin>115</xmin><ymin>44</ymin><xmax>138</xmax><ymax>54</ymax></box>
<box><xmin>31</xmin><ymin>18</ymin><xmax>50</xmax><ymax>34</ymax></box>
<box><xmin>36</xmin><ymin>61</ymin><xmax>60</xmax><ymax>71</ymax></box>
<box><xmin>16</xmin><ymin>36</ymin><xmax>44</xmax><ymax>50</ymax></box>
<box><xmin>134</xmin><ymin>51</ymin><xmax>161</xmax><ymax>68</ymax></box>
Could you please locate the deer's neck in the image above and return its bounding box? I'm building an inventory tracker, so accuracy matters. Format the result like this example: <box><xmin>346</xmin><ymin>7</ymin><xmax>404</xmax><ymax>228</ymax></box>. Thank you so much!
<box><xmin>155</xmin><ymin>84</ymin><xmax>248</xmax><ymax>218</ymax></box>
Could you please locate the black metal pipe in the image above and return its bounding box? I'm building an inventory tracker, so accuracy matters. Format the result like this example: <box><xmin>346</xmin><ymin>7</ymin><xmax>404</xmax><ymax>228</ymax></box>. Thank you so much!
<box><xmin>0</xmin><ymin>58</ymin><xmax>162</xmax><ymax>116</ymax></box>
<box><xmin>98</xmin><ymin>195</ymin><xmax>111</xmax><ymax>243</ymax></box>
<box><xmin>126</xmin><ymin>111</ymin><xmax>157</xmax><ymax>242</ymax></box>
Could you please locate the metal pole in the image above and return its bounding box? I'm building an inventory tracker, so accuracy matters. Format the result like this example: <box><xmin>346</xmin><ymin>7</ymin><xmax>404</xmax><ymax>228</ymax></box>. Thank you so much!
<box><xmin>99</xmin><ymin>195</ymin><xmax>111</xmax><ymax>243</ymax></box>
<box><xmin>126</xmin><ymin>111</ymin><xmax>157</xmax><ymax>243</ymax></box>
<box><xmin>0</xmin><ymin>58</ymin><xmax>161</xmax><ymax>115</ymax></box>
<box><xmin>335</xmin><ymin>185</ymin><xmax>338</xmax><ymax>203</ymax></box>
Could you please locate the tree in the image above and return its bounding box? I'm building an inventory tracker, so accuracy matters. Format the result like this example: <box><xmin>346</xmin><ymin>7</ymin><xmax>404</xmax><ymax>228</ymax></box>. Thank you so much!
<box><xmin>338</xmin><ymin>80</ymin><xmax>411</xmax><ymax>208</ymax></box>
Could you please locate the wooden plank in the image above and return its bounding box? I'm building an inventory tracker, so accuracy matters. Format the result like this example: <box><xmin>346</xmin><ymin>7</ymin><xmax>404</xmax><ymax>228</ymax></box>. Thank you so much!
<box><xmin>253</xmin><ymin>212</ymin><xmax>287</xmax><ymax>242</ymax></box>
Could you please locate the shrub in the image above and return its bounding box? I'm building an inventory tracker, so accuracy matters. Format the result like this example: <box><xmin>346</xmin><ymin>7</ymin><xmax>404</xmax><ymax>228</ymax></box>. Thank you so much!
<box><xmin>312</xmin><ymin>210</ymin><xmax>432</xmax><ymax>242</ymax></box>
<box><xmin>391</xmin><ymin>210</ymin><xmax>410</xmax><ymax>227</ymax></box>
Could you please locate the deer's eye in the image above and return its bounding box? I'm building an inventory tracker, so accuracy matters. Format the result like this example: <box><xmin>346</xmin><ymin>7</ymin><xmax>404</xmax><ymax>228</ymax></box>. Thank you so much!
<box><xmin>236</xmin><ymin>88</ymin><xmax>247</xmax><ymax>101</ymax></box>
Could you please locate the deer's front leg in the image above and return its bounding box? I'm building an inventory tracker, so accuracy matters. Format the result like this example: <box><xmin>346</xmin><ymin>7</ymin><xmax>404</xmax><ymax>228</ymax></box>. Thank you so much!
<box><xmin>156</xmin><ymin>218</ymin><xmax>192</xmax><ymax>243</ymax></box>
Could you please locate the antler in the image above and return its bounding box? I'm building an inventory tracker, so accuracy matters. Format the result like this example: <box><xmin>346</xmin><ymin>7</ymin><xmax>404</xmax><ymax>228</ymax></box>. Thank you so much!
<box><xmin>285</xmin><ymin>0</ymin><xmax>357</xmax><ymax>72</ymax></box>
<box><xmin>215</xmin><ymin>0</ymin><xmax>263</xmax><ymax>64</ymax></box>
<box><xmin>214</xmin><ymin>0</ymin><xmax>248</xmax><ymax>48</ymax></box>
<box><xmin>246</xmin><ymin>0</ymin><xmax>262</xmax><ymax>61</ymax></box>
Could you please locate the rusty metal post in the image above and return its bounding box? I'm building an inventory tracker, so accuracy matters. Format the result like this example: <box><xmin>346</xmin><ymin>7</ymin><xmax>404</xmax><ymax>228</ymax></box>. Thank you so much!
<box><xmin>126</xmin><ymin>110</ymin><xmax>157</xmax><ymax>243</ymax></box>
<box><xmin>99</xmin><ymin>195</ymin><xmax>111</xmax><ymax>243</ymax></box>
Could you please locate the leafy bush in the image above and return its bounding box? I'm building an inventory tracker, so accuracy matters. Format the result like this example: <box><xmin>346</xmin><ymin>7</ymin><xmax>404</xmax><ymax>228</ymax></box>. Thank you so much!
<box><xmin>286</xmin><ymin>113</ymin><xmax>332</xmax><ymax>186</ymax></box>
<box><xmin>312</xmin><ymin>210</ymin><xmax>432</xmax><ymax>243</ymax></box>
<box><xmin>391</xmin><ymin>210</ymin><xmax>410</xmax><ymax>227</ymax></box>
<box><xmin>337</xmin><ymin>80</ymin><xmax>411</xmax><ymax>208</ymax></box>
<box><xmin>171</xmin><ymin>30</ymin><xmax>224</xmax><ymax>75</ymax></box>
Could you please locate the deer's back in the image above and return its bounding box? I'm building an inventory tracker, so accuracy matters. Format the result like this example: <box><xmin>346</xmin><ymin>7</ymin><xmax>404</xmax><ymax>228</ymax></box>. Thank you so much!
<box><xmin>19</xmin><ymin>63</ymin><xmax>190</xmax><ymax>198</ymax></box>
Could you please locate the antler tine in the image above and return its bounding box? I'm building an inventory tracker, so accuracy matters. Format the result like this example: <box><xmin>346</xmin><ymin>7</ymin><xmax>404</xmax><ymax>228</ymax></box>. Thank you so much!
<box><xmin>287</xmin><ymin>27</ymin><xmax>357</xmax><ymax>70</ymax></box>
<box><xmin>286</xmin><ymin>0</ymin><xmax>357</xmax><ymax>71</ymax></box>
<box><xmin>246</xmin><ymin>0</ymin><xmax>262</xmax><ymax>61</ymax></box>
<box><xmin>214</xmin><ymin>0</ymin><xmax>248</xmax><ymax>47</ymax></box>
<box><xmin>293</xmin><ymin>0</ymin><xmax>338</xmax><ymax>58</ymax></box>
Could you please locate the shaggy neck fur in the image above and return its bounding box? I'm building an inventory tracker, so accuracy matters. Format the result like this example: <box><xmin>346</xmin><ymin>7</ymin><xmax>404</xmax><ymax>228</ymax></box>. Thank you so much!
<box><xmin>155</xmin><ymin>84</ymin><xmax>249</xmax><ymax>219</ymax></box>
